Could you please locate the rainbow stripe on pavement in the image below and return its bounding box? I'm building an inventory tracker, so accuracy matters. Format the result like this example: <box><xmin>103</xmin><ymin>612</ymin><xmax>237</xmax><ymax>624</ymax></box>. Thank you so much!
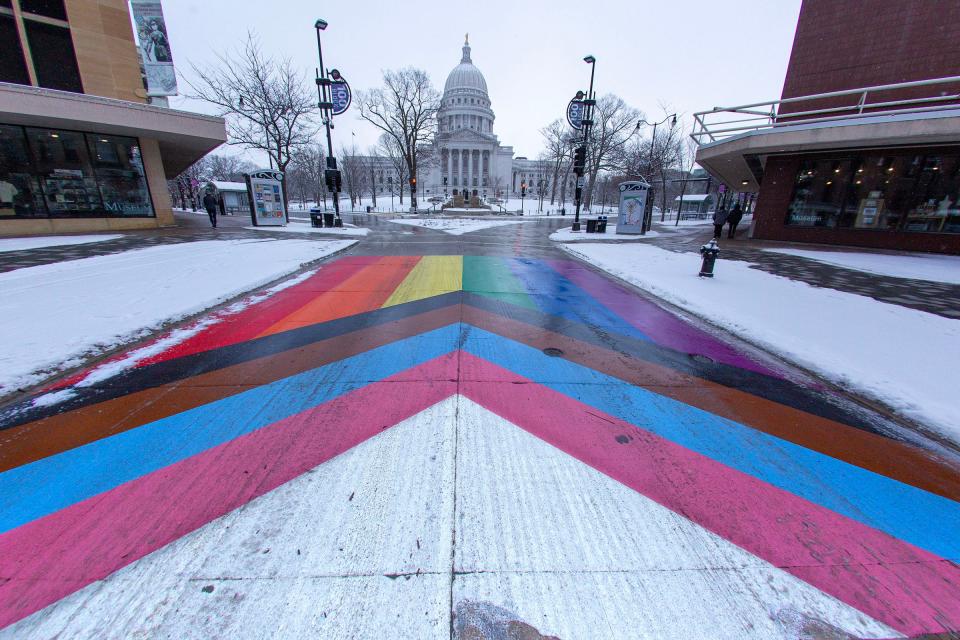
<box><xmin>1</xmin><ymin>255</ymin><xmax>959</xmax><ymax>636</ymax></box>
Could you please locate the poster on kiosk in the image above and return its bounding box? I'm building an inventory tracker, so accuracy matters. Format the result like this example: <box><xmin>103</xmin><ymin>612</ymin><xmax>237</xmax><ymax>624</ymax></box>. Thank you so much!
<box><xmin>616</xmin><ymin>180</ymin><xmax>651</xmax><ymax>234</ymax></box>
<box><xmin>245</xmin><ymin>170</ymin><xmax>287</xmax><ymax>227</ymax></box>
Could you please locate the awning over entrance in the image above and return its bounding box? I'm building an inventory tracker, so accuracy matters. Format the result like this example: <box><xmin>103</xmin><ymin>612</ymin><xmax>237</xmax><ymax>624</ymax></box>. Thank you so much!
<box><xmin>696</xmin><ymin>109</ymin><xmax>960</xmax><ymax>191</ymax></box>
<box><xmin>0</xmin><ymin>82</ymin><xmax>226</xmax><ymax>177</ymax></box>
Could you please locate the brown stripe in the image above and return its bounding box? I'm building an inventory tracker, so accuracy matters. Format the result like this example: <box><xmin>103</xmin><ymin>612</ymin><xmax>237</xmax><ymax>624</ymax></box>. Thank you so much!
<box><xmin>463</xmin><ymin>306</ymin><xmax>960</xmax><ymax>502</ymax></box>
<box><xmin>0</xmin><ymin>306</ymin><xmax>461</xmax><ymax>473</ymax></box>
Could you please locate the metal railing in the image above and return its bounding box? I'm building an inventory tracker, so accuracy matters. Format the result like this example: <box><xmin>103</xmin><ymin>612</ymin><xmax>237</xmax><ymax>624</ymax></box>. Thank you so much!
<box><xmin>691</xmin><ymin>76</ymin><xmax>960</xmax><ymax>145</ymax></box>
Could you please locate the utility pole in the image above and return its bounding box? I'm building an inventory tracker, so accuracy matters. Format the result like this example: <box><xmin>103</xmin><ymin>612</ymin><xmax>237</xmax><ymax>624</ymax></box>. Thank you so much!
<box><xmin>314</xmin><ymin>19</ymin><xmax>343</xmax><ymax>226</ymax></box>
<box><xmin>572</xmin><ymin>55</ymin><xmax>596</xmax><ymax>232</ymax></box>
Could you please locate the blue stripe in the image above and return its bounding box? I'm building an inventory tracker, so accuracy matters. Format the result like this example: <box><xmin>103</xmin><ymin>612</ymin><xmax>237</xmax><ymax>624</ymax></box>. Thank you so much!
<box><xmin>507</xmin><ymin>258</ymin><xmax>651</xmax><ymax>341</ymax></box>
<box><xmin>462</xmin><ymin>327</ymin><xmax>960</xmax><ymax>561</ymax></box>
<box><xmin>0</xmin><ymin>325</ymin><xmax>461</xmax><ymax>535</ymax></box>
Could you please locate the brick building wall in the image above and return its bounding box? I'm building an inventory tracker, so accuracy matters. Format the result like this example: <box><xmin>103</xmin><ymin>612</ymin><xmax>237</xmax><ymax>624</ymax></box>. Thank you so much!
<box><xmin>778</xmin><ymin>0</ymin><xmax>960</xmax><ymax>114</ymax></box>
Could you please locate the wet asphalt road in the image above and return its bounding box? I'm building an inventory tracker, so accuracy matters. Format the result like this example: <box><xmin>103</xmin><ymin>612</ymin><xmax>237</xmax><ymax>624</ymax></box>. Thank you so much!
<box><xmin>1</xmin><ymin>213</ymin><xmax>960</xmax><ymax>639</ymax></box>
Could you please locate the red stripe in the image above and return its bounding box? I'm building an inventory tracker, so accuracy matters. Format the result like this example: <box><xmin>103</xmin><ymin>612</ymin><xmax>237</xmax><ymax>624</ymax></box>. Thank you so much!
<box><xmin>459</xmin><ymin>353</ymin><xmax>960</xmax><ymax>636</ymax></box>
<box><xmin>0</xmin><ymin>353</ymin><xmax>458</xmax><ymax>630</ymax></box>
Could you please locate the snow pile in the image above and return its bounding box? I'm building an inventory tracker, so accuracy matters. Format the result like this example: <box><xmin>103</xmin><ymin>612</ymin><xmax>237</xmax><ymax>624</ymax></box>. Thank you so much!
<box><xmin>764</xmin><ymin>248</ymin><xmax>960</xmax><ymax>285</ymax></box>
<box><xmin>562</xmin><ymin>242</ymin><xmax>960</xmax><ymax>443</ymax></box>
<box><xmin>0</xmin><ymin>234</ymin><xmax>122</xmax><ymax>253</ymax></box>
<box><xmin>388</xmin><ymin>218</ymin><xmax>522</xmax><ymax>235</ymax></box>
<box><xmin>0</xmin><ymin>238</ymin><xmax>355</xmax><ymax>395</ymax></box>
<box><xmin>244</xmin><ymin>221</ymin><xmax>370</xmax><ymax>237</ymax></box>
<box><xmin>550</xmin><ymin>226</ymin><xmax>660</xmax><ymax>242</ymax></box>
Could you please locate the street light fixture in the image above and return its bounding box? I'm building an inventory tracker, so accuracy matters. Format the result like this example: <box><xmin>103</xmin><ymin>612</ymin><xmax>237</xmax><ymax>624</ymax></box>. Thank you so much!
<box><xmin>634</xmin><ymin>113</ymin><xmax>678</xmax><ymax>230</ymax></box>
<box><xmin>572</xmin><ymin>55</ymin><xmax>597</xmax><ymax>232</ymax></box>
<box><xmin>314</xmin><ymin>18</ymin><xmax>341</xmax><ymax>225</ymax></box>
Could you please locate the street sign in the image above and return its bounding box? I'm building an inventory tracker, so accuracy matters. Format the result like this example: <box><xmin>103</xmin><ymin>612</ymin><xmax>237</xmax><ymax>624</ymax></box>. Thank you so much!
<box><xmin>576</xmin><ymin>176</ymin><xmax>585</xmax><ymax>188</ymax></box>
<box><xmin>567</xmin><ymin>99</ymin><xmax>585</xmax><ymax>130</ymax></box>
<box><xmin>331</xmin><ymin>79</ymin><xmax>352</xmax><ymax>115</ymax></box>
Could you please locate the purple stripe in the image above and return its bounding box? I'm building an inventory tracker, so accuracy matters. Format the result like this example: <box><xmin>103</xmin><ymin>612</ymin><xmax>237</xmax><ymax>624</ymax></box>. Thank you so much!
<box><xmin>546</xmin><ymin>259</ymin><xmax>786</xmax><ymax>378</ymax></box>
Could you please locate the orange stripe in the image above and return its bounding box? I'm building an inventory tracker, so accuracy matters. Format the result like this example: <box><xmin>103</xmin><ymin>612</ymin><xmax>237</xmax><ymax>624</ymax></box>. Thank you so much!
<box><xmin>256</xmin><ymin>256</ymin><xmax>422</xmax><ymax>336</ymax></box>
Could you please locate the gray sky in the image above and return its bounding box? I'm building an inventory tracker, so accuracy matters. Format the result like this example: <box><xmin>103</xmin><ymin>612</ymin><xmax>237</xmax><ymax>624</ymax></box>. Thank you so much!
<box><xmin>163</xmin><ymin>0</ymin><xmax>802</xmax><ymax>165</ymax></box>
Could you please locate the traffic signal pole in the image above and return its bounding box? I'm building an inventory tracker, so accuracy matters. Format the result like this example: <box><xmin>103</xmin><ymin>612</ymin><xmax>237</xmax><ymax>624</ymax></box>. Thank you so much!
<box><xmin>315</xmin><ymin>21</ymin><xmax>342</xmax><ymax>225</ymax></box>
<box><xmin>572</xmin><ymin>56</ymin><xmax>596</xmax><ymax>232</ymax></box>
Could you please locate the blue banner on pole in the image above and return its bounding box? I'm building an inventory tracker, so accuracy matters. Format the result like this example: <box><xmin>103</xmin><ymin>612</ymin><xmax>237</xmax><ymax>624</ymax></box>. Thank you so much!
<box><xmin>566</xmin><ymin>99</ymin><xmax>584</xmax><ymax>130</ymax></box>
<box><xmin>331</xmin><ymin>80</ymin><xmax>352</xmax><ymax>115</ymax></box>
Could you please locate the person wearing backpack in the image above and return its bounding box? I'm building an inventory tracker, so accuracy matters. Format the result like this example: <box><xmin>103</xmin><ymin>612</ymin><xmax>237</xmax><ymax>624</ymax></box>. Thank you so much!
<box><xmin>727</xmin><ymin>202</ymin><xmax>744</xmax><ymax>238</ymax></box>
<box><xmin>712</xmin><ymin>206</ymin><xmax>729</xmax><ymax>239</ymax></box>
<box><xmin>203</xmin><ymin>190</ymin><xmax>218</xmax><ymax>228</ymax></box>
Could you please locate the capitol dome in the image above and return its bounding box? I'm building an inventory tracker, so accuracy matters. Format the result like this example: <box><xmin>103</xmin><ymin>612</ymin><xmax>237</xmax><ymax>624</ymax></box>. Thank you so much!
<box><xmin>444</xmin><ymin>39</ymin><xmax>488</xmax><ymax>94</ymax></box>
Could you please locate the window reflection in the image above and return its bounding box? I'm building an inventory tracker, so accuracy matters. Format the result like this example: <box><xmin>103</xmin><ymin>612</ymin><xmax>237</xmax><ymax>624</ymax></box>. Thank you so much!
<box><xmin>0</xmin><ymin>124</ymin><xmax>154</xmax><ymax>218</ymax></box>
<box><xmin>787</xmin><ymin>151</ymin><xmax>960</xmax><ymax>234</ymax></box>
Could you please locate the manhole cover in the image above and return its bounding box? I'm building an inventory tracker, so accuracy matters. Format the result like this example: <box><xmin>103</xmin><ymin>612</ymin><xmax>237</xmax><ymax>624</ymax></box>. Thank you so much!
<box><xmin>689</xmin><ymin>354</ymin><xmax>715</xmax><ymax>365</ymax></box>
<box><xmin>543</xmin><ymin>347</ymin><xmax>564</xmax><ymax>357</ymax></box>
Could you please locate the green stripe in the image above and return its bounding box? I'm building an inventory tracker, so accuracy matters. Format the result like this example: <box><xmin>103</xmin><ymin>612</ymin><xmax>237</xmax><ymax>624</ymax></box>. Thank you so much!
<box><xmin>462</xmin><ymin>256</ymin><xmax>537</xmax><ymax>310</ymax></box>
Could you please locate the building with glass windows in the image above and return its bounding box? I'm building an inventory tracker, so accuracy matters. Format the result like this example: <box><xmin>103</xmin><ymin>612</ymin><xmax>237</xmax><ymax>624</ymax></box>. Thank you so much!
<box><xmin>0</xmin><ymin>0</ymin><xmax>226</xmax><ymax>236</ymax></box>
<box><xmin>694</xmin><ymin>0</ymin><xmax>960</xmax><ymax>254</ymax></box>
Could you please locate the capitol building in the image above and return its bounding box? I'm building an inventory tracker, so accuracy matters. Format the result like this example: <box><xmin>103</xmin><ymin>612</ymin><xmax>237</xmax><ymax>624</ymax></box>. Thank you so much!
<box><xmin>425</xmin><ymin>36</ymin><xmax>516</xmax><ymax>202</ymax></box>
<box><xmin>351</xmin><ymin>37</ymin><xmax>556</xmax><ymax>208</ymax></box>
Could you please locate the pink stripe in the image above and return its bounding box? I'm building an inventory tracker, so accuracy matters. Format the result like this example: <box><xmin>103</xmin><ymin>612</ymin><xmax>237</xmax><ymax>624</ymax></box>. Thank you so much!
<box><xmin>458</xmin><ymin>353</ymin><xmax>960</xmax><ymax>636</ymax></box>
<box><xmin>0</xmin><ymin>354</ymin><xmax>458</xmax><ymax>630</ymax></box>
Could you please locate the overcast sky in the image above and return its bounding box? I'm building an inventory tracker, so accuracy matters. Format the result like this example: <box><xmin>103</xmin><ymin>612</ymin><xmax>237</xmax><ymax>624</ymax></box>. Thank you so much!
<box><xmin>161</xmin><ymin>0</ymin><xmax>802</xmax><ymax>165</ymax></box>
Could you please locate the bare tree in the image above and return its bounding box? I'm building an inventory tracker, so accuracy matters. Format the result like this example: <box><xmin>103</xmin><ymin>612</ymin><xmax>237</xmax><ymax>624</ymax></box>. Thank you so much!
<box><xmin>206</xmin><ymin>154</ymin><xmax>255</xmax><ymax>182</ymax></box>
<box><xmin>621</xmin><ymin>111</ymin><xmax>687</xmax><ymax>220</ymax></box>
<box><xmin>583</xmin><ymin>94</ymin><xmax>641</xmax><ymax>209</ymax></box>
<box><xmin>378</xmin><ymin>133</ymin><xmax>409</xmax><ymax>205</ymax></box>
<box><xmin>540</xmin><ymin>119</ymin><xmax>577</xmax><ymax>205</ymax></box>
<box><xmin>186</xmin><ymin>33</ymin><xmax>317</xmax><ymax>208</ymax></box>
<box><xmin>170</xmin><ymin>156</ymin><xmax>210</xmax><ymax>211</ymax></box>
<box><xmin>358</xmin><ymin>68</ymin><xmax>440</xmax><ymax>211</ymax></box>
<box><xmin>289</xmin><ymin>144</ymin><xmax>327</xmax><ymax>208</ymax></box>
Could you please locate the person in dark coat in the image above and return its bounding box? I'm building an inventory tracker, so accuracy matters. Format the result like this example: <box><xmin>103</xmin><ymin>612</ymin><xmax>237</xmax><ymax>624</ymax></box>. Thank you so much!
<box><xmin>712</xmin><ymin>207</ymin><xmax>729</xmax><ymax>239</ymax></box>
<box><xmin>202</xmin><ymin>191</ymin><xmax>218</xmax><ymax>228</ymax></box>
<box><xmin>727</xmin><ymin>203</ymin><xmax>744</xmax><ymax>238</ymax></box>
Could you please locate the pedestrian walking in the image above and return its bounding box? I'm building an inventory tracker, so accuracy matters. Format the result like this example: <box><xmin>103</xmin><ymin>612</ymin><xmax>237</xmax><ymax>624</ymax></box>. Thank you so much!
<box><xmin>202</xmin><ymin>191</ymin><xmax>218</xmax><ymax>228</ymax></box>
<box><xmin>727</xmin><ymin>203</ymin><xmax>744</xmax><ymax>239</ymax></box>
<box><xmin>712</xmin><ymin>206</ymin><xmax>729</xmax><ymax>239</ymax></box>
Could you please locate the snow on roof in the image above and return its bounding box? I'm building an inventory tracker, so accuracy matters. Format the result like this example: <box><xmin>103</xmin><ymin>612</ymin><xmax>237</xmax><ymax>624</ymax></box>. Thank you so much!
<box><xmin>675</xmin><ymin>194</ymin><xmax>713</xmax><ymax>202</ymax></box>
<box><xmin>208</xmin><ymin>181</ymin><xmax>246</xmax><ymax>192</ymax></box>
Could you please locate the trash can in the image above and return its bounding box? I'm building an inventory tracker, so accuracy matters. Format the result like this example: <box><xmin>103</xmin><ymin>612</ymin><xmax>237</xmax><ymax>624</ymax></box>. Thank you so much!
<box><xmin>309</xmin><ymin>208</ymin><xmax>323</xmax><ymax>228</ymax></box>
<box><xmin>323</xmin><ymin>212</ymin><xmax>335</xmax><ymax>228</ymax></box>
<box><xmin>586</xmin><ymin>219</ymin><xmax>598</xmax><ymax>233</ymax></box>
<box><xmin>597</xmin><ymin>215</ymin><xmax>607</xmax><ymax>233</ymax></box>
<box><xmin>335</xmin><ymin>217</ymin><xmax>343</xmax><ymax>227</ymax></box>
<box><xmin>366</xmin><ymin>206</ymin><xmax>372</xmax><ymax>213</ymax></box>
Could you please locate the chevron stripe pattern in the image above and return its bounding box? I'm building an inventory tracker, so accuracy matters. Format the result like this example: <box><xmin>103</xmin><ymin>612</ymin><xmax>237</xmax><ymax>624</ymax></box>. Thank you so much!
<box><xmin>1</xmin><ymin>255</ymin><xmax>959</xmax><ymax>637</ymax></box>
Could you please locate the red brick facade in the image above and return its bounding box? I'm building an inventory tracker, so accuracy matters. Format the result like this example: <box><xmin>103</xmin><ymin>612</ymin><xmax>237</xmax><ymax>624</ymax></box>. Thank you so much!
<box><xmin>781</xmin><ymin>0</ymin><xmax>960</xmax><ymax>103</ymax></box>
<box><xmin>750</xmin><ymin>0</ymin><xmax>960</xmax><ymax>253</ymax></box>
<box><xmin>754</xmin><ymin>155</ymin><xmax>960</xmax><ymax>254</ymax></box>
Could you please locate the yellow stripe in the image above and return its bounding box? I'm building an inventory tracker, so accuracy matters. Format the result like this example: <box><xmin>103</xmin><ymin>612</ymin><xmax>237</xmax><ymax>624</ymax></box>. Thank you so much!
<box><xmin>381</xmin><ymin>255</ymin><xmax>463</xmax><ymax>307</ymax></box>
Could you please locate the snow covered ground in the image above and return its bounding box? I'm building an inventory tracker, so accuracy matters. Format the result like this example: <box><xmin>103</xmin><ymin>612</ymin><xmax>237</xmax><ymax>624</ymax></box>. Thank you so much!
<box><xmin>387</xmin><ymin>218</ymin><xmax>523</xmax><ymax>235</ymax></box>
<box><xmin>764</xmin><ymin>247</ymin><xmax>960</xmax><ymax>285</ymax></box>
<box><xmin>244</xmin><ymin>221</ymin><xmax>370</xmax><ymax>237</ymax></box>
<box><xmin>0</xmin><ymin>234</ymin><xmax>122</xmax><ymax>253</ymax></box>
<box><xmin>561</xmin><ymin>243</ymin><xmax>960</xmax><ymax>444</ymax></box>
<box><xmin>550</xmin><ymin>226</ymin><xmax>660</xmax><ymax>242</ymax></box>
<box><xmin>0</xmin><ymin>238</ymin><xmax>355</xmax><ymax>396</ymax></box>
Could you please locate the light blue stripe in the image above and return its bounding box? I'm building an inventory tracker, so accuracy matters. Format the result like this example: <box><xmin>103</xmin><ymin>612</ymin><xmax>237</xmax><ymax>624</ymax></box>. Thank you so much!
<box><xmin>507</xmin><ymin>258</ymin><xmax>651</xmax><ymax>341</ymax></box>
<box><xmin>462</xmin><ymin>327</ymin><xmax>960</xmax><ymax>561</ymax></box>
<box><xmin>0</xmin><ymin>325</ymin><xmax>461</xmax><ymax>535</ymax></box>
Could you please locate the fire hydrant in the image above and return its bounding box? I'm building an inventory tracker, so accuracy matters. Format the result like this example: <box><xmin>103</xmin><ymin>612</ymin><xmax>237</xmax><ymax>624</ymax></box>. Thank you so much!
<box><xmin>699</xmin><ymin>238</ymin><xmax>720</xmax><ymax>277</ymax></box>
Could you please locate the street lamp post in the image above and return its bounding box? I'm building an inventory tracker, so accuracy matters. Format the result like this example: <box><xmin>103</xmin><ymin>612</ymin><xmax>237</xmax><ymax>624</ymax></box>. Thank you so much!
<box><xmin>573</xmin><ymin>55</ymin><xmax>596</xmax><ymax>232</ymax></box>
<box><xmin>634</xmin><ymin>113</ymin><xmax>677</xmax><ymax>232</ymax></box>
<box><xmin>314</xmin><ymin>19</ymin><xmax>342</xmax><ymax>225</ymax></box>
<box><xmin>520</xmin><ymin>180</ymin><xmax>527</xmax><ymax>214</ymax></box>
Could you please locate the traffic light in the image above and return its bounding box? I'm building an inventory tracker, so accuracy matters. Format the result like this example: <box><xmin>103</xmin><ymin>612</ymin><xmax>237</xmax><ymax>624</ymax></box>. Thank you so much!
<box><xmin>324</xmin><ymin>168</ymin><xmax>342</xmax><ymax>192</ymax></box>
<box><xmin>573</xmin><ymin>146</ymin><xmax>586</xmax><ymax>176</ymax></box>
<box><xmin>410</xmin><ymin>177</ymin><xmax>417</xmax><ymax>190</ymax></box>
